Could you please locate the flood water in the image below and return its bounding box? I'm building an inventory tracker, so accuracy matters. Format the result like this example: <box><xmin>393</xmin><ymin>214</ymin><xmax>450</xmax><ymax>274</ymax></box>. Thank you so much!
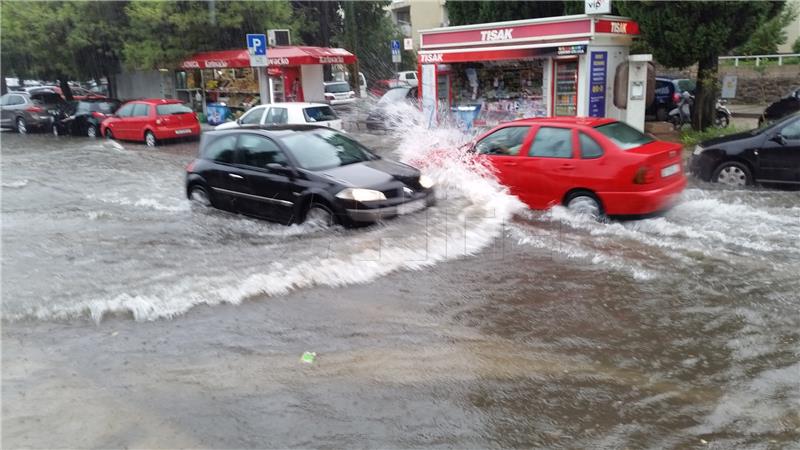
<box><xmin>2</xmin><ymin>122</ymin><xmax>799</xmax><ymax>448</ymax></box>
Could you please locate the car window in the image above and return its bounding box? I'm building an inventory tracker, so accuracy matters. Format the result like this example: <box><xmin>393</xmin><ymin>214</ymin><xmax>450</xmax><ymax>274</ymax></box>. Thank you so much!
<box><xmin>156</xmin><ymin>103</ymin><xmax>192</xmax><ymax>115</ymax></box>
<box><xmin>239</xmin><ymin>107</ymin><xmax>266</xmax><ymax>125</ymax></box>
<box><xmin>203</xmin><ymin>135</ymin><xmax>238</xmax><ymax>164</ymax></box>
<box><xmin>594</xmin><ymin>121</ymin><xmax>654</xmax><ymax>150</ymax></box>
<box><xmin>781</xmin><ymin>118</ymin><xmax>800</xmax><ymax>140</ymax></box>
<box><xmin>475</xmin><ymin>126</ymin><xmax>531</xmax><ymax>156</ymax></box>
<box><xmin>116</xmin><ymin>103</ymin><xmax>135</xmax><ymax>117</ymax></box>
<box><xmin>529</xmin><ymin>127</ymin><xmax>574</xmax><ymax>158</ymax></box>
<box><xmin>237</xmin><ymin>134</ymin><xmax>288</xmax><ymax>168</ymax></box>
<box><xmin>31</xmin><ymin>92</ymin><xmax>64</xmax><ymax>104</ymax></box>
<box><xmin>281</xmin><ymin>129</ymin><xmax>375</xmax><ymax>171</ymax></box>
<box><xmin>132</xmin><ymin>103</ymin><xmax>150</xmax><ymax>117</ymax></box>
<box><xmin>265</xmin><ymin>107</ymin><xmax>288</xmax><ymax>125</ymax></box>
<box><xmin>579</xmin><ymin>133</ymin><xmax>604</xmax><ymax>159</ymax></box>
<box><xmin>76</xmin><ymin>102</ymin><xmax>91</xmax><ymax>114</ymax></box>
<box><xmin>93</xmin><ymin>101</ymin><xmax>120</xmax><ymax>114</ymax></box>
<box><xmin>9</xmin><ymin>95</ymin><xmax>26</xmax><ymax>105</ymax></box>
<box><xmin>654</xmin><ymin>80</ymin><xmax>671</xmax><ymax>95</ymax></box>
<box><xmin>303</xmin><ymin>106</ymin><xmax>338</xmax><ymax>122</ymax></box>
<box><xmin>0</xmin><ymin>94</ymin><xmax>8</xmax><ymax>106</ymax></box>
<box><xmin>676</xmin><ymin>79</ymin><xmax>696</xmax><ymax>92</ymax></box>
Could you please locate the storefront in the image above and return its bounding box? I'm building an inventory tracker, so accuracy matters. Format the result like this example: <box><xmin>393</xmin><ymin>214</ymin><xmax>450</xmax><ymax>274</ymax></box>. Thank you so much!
<box><xmin>417</xmin><ymin>14</ymin><xmax>640</xmax><ymax>128</ymax></box>
<box><xmin>176</xmin><ymin>46</ymin><xmax>357</xmax><ymax>120</ymax></box>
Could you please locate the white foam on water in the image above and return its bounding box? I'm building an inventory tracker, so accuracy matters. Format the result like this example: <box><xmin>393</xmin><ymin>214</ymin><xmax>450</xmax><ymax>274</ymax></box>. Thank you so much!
<box><xmin>2</xmin><ymin>179</ymin><xmax>29</xmax><ymax>188</ymax></box>
<box><xmin>86</xmin><ymin>192</ymin><xmax>190</xmax><ymax>213</ymax></box>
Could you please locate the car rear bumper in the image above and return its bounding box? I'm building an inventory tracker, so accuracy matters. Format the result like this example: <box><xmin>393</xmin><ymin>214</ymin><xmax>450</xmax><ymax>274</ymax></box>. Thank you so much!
<box><xmin>329</xmin><ymin>98</ymin><xmax>356</xmax><ymax>106</ymax></box>
<box><xmin>153</xmin><ymin>123</ymin><xmax>201</xmax><ymax>140</ymax></box>
<box><xmin>344</xmin><ymin>190</ymin><xmax>436</xmax><ymax>223</ymax></box>
<box><xmin>600</xmin><ymin>175</ymin><xmax>687</xmax><ymax>216</ymax></box>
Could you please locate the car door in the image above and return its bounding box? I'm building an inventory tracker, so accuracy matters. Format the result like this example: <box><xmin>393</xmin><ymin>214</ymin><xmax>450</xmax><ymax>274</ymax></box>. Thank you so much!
<box><xmin>107</xmin><ymin>103</ymin><xmax>134</xmax><ymax>138</ymax></box>
<box><xmin>127</xmin><ymin>103</ymin><xmax>151</xmax><ymax>141</ymax></box>
<box><xmin>4</xmin><ymin>94</ymin><xmax>27</xmax><ymax>125</ymax></box>
<box><xmin>474</xmin><ymin>125</ymin><xmax>534</xmax><ymax>201</ymax></box>
<box><xmin>233</xmin><ymin>133</ymin><xmax>297</xmax><ymax>223</ymax></box>
<box><xmin>0</xmin><ymin>94</ymin><xmax>10</xmax><ymax>127</ymax></box>
<box><xmin>519</xmin><ymin>126</ymin><xmax>579</xmax><ymax>208</ymax></box>
<box><xmin>201</xmin><ymin>134</ymin><xmax>248</xmax><ymax>212</ymax></box>
<box><xmin>758</xmin><ymin>116</ymin><xmax>800</xmax><ymax>183</ymax></box>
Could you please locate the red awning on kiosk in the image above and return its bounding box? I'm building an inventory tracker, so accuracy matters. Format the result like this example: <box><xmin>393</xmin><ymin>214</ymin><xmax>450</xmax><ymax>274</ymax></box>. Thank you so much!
<box><xmin>181</xmin><ymin>46</ymin><xmax>357</xmax><ymax>69</ymax></box>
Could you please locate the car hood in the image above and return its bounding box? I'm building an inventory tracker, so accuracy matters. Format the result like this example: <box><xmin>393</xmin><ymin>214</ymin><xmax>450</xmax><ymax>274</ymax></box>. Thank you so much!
<box><xmin>700</xmin><ymin>130</ymin><xmax>761</xmax><ymax>147</ymax></box>
<box><xmin>316</xmin><ymin>158</ymin><xmax>419</xmax><ymax>188</ymax></box>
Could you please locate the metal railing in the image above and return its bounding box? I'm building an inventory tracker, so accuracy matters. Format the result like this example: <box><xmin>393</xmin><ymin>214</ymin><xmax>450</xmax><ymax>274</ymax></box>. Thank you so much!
<box><xmin>719</xmin><ymin>53</ymin><xmax>800</xmax><ymax>66</ymax></box>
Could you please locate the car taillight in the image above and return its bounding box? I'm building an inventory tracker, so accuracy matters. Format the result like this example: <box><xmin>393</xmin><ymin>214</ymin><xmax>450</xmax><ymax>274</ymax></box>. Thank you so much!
<box><xmin>26</xmin><ymin>106</ymin><xmax>44</xmax><ymax>113</ymax></box>
<box><xmin>633</xmin><ymin>166</ymin><xmax>656</xmax><ymax>184</ymax></box>
<box><xmin>186</xmin><ymin>159</ymin><xmax>196</xmax><ymax>172</ymax></box>
<box><xmin>672</xmin><ymin>92</ymin><xmax>681</xmax><ymax>104</ymax></box>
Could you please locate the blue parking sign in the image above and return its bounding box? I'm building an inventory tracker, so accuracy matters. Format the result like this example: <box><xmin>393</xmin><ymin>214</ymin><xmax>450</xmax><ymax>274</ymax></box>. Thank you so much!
<box><xmin>247</xmin><ymin>34</ymin><xmax>267</xmax><ymax>56</ymax></box>
<box><xmin>391</xmin><ymin>40</ymin><xmax>400</xmax><ymax>51</ymax></box>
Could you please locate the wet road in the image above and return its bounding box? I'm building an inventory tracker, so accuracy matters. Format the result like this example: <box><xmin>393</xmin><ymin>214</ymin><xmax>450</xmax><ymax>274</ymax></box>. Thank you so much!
<box><xmin>2</xmin><ymin>127</ymin><xmax>800</xmax><ymax>448</ymax></box>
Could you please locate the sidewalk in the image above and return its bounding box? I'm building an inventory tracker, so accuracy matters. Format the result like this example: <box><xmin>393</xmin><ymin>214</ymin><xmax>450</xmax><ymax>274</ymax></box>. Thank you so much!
<box><xmin>727</xmin><ymin>103</ymin><xmax>766</xmax><ymax>119</ymax></box>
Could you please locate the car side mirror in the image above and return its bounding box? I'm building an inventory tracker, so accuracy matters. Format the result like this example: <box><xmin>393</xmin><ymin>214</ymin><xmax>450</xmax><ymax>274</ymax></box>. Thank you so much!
<box><xmin>771</xmin><ymin>133</ymin><xmax>788</xmax><ymax>146</ymax></box>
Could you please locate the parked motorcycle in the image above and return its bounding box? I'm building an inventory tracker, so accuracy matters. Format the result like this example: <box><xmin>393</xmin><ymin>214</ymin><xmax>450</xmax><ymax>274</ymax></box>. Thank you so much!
<box><xmin>669</xmin><ymin>92</ymin><xmax>732</xmax><ymax>130</ymax></box>
<box><xmin>715</xmin><ymin>98</ymin><xmax>732</xmax><ymax>128</ymax></box>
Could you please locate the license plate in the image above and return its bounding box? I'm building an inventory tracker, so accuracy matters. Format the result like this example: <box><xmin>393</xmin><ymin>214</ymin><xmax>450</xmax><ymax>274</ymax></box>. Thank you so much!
<box><xmin>661</xmin><ymin>163</ymin><xmax>680</xmax><ymax>178</ymax></box>
<box><xmin>175</xmin><ymin>129</ymin><xmax>192</xmax><ymax>135</ymax></box>
<box><xmin>397</xmin><ymin>199</ymin><xmax>426</xmax><ymax>215</ymax></box>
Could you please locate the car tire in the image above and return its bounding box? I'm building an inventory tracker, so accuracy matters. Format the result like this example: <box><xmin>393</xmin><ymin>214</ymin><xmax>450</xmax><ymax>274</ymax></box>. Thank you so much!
<box><xmin>87</xmin><ymin>124</ymin><xmax>97</xmax><ymax>138</ymax></box>
<box><xmin>144</xmin><ymin>131</ymin><xmax>157</xmax><ymax>148</ymax></box>
<box><xmin>713</xmin><ymin>161</ymin><xmax>752</xmax><ymax>187</ymax></box>
<box><xmin>16</xmin><ymin>117</ymin><xmax>27</xmax><ymax>134</ymax></box>
<box><xmin>714</xmin><ymin>112</ymin><xmax>730</xmax><ymax>129</ymax></box>
<box><xmin>304</xmin><ymin>203</ymin><xmax>335</xmax><ymax>228</ymax></box>
<box><xmin>189</xmin><ymin>184</ymin><xmax>212</xmax><ymax>207</ymax></box>
<box><xmin>564</xmin><ymin>190</ymin><xmax>603</xmax><ymax>220</ymax></box>
<box><xmin>656</xmin><ymin>107</ymin><xmax>668</xmax><ymax>122</ymax></box>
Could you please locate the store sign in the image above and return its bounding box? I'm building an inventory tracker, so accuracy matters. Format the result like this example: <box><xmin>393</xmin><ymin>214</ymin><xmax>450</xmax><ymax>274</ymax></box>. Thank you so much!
<box><xmin>557</xmin><ymin>45</ymin><xmax>586</xmax><ymax>55</ymax></box>
<box><xmin>319</xmin><ymin>56</ymin><xmax>344</xmax><ymax>64</ymax></box>
<box><xmin>611</xmin><ymin>22</ymin><xmax>628</xmax><ymax>33</ymax></box>
<box><xmin>480</xmin><ymin>28</ymin><xmax>514</xmax><ymax>42</ymax></box>
<box><xmin>182</xmin><ymin>61</ymin><xmax>200</xmax><ymax>69</ymax></box>
<box><xmin>269</xmin><ymin>57</ymin><xmax>290</xmax><ymax>66</ymax></box>
<box><xmin>589</xmin><ymin>51</ymin><xmax>607</xmax><ymax>117</ymax></box>
<box><xmin>595</xmin><ymin>19</ymin><xmax>639</xmax><ymax>35</ymax></box>
<box><xmin>420</xmin><ymin>53</ymin><xmax>444</xmax><ymax>63</ymax></box>
<box><xmin>205</xmin><ymin>60</ymin><xmax>229</xmax><ymax>68</ymax></box>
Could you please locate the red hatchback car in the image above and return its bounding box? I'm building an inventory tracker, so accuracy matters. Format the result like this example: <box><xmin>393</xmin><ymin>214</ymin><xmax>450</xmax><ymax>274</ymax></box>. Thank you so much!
<box><xmin>466</xmin><ymin>117</ymin><xmax>686</xmax><ymax>218</ymax></box>
<box><xmin>101</xmin><ymin>99</ymin><xmax>200</xmax><ymax>147</ymax></box>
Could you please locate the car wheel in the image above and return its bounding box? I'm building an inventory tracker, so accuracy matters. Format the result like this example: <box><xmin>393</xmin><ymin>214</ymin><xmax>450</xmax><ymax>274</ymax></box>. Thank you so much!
<box><xmin>304</xmin><ymin>203</ymin><xmax>335</xmax><ymax>228</ymax></box>
<box><xmin>105</xmin><ymin>128</ymin><xmax>114</xmax><ymax>139</ymax></box>
<box><xmin>87</xmin><ymin>124</ymin><xmax>97</xmax><ymax>138</ymax></box>
<box><xmin>713</xmin><ymin>161</ymin><xmax>752</xmax><ymax>187</ymax></box>
<box><xmin>16</xmin><ymin>117</ymin><xmax>27</xmax><ymax>134</ymax></box>
<box><xmin>144</xmin><ymin>131</ymin><xmax>157</xmax><ymax>147</ymax></box>
<box><xmin>189</xmin><ymin>185</ymin><xmax>212</xmax><ymax>207</ymax></box>
<box><xmin>714</xmin><ymin>112</ymin><xmax>730</xmax><ymax>129</ymax></box>
<box><xmin>656</xmin><ymin>107</ymin><xmax>668</xmax><ymax>122</ymax></box>
<box><xmin>565</xmin><ymin>191</ymin><xmax>603</xmax><ymax>220</ymax></box>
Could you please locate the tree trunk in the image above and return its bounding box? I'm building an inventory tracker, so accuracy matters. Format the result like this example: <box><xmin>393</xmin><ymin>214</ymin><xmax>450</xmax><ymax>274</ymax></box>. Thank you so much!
<box><xmin>692</xmin><ymin>55</ymin><xmax>718</xmax><ymax>131</ymax></box>
<box><xmin>59</xmin><ymin>77</ymin><xmax>74</xmax><ymax>101</ymax></box>
<box><xmin>1</xmin><ymin>76</ymin><xmax>7</xmax><ymax>95</ymax></box>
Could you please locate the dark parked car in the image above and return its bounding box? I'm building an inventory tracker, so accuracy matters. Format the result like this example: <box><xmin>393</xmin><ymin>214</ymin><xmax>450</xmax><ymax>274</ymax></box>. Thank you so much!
<box><xmin>185</xmin><ymin>125</ymin><xmax>436</xmax><ymax>227</ymax></box>
<box><xmin>365</xmin><ymin>86</ymin><xmax>419</xmax><ymax>131</ymax></box>
<box><xmin>690</xmin><ymin>112</ymin><xmax>800</xmax><ymax>186</ymax></box>
<box><xmin>759</xmin><ymin>87</ymin><xmax>800</xmax><ymax>126</ymax></box>
<box><xmin>0</xmin><ymin>91</ymin><xmax>67</xmax><ymax>134</ymax></box>
<box><xmin>53</xmin><ymin>98</ymin><xmax>121</xmax><ymax>137</ymax></box>
<box><xmin>647</xmin><ymin>77</ymin><xmax>696</xmax><ymax>122</ymax></box>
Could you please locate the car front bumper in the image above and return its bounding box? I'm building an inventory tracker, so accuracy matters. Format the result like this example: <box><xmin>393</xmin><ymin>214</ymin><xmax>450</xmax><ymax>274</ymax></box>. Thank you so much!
<box><xmin>343</xmin><ymin>190</ymin><xmax>436</xmax><ymax>223</ymax></box>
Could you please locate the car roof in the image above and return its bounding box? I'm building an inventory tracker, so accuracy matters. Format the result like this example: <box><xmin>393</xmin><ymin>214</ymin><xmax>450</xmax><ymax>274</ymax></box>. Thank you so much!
<box><xmin>508</xmin><ymin>116</ymin><xmax>617</xmax><ymax>127</ymax></box>
<box><xmin>129</xmin><ymin>98</ymin><xmax>183</xmax><ymax>105</ymax></box>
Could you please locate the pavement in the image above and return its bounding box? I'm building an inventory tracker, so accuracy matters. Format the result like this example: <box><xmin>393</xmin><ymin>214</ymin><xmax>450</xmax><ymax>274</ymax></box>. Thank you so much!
<box><xmin>726</xmin><ymin>103</ymin><xmax>766</xmax><ymax>119</ymax></box>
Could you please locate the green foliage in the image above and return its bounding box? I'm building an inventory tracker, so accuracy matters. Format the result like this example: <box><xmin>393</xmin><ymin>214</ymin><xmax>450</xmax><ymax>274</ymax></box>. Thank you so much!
<box><xmin>446</xmin><ymin>1</ymin><xmax>577</xmax><ymax>26</ymax></box>
<box><xmin>337</xmin><ymin>1</ymin><xmax>405</xmax><ymax>81</ymax></box>
<box><xmin>794</xmin><ymin>36</ymin><xmax>800</xmax><ymax>53</ymax></box>
<box><xmin>736</xmin><ymin>2</ymin><xmax>798</xmax><ymax>55</ymax></box>
<box><xmin>680</xmin><ymin>125</ymin><xmax>745</xmax><ymax>147</ymax></box>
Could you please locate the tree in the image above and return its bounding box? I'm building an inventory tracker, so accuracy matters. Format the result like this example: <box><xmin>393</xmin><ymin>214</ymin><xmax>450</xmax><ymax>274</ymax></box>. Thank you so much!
<box><xmin>123</xmin><ymin>1</ymin><xmax>298</xmax><ymax>70</ymax></box>
<box><xmin>617</xmin><ymin>1</ymin><xmax>784</xmax><ymax>130</ymax></box>
<box><xmin>794</xmin><ymin>36</ymin><xmax>800</xmax><ymax>53</ymax></box>
<box><xmin>736</xmin><ymin>2</ymin><xmax>798</xmax><ymax>55</ymax></box>
<box><xmin>337</xmin><ymin>1</ymin><xmax>405</xmax><ymax>81</ymax></box>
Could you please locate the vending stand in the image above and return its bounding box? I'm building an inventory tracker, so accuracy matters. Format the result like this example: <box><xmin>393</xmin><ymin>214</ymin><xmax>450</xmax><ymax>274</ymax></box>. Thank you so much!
<box><xmin>417</xmin><ymin>14</ymin><xmax>640</xmax><ymax>128</ymax></box>
<box><xmin>176</xmin><ymin>46</ymin><xmax>357</xmax><ymax>118</ymax></box>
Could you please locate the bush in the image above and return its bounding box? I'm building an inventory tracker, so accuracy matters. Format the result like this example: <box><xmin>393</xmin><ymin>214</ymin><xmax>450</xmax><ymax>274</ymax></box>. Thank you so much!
<box><xmin>680</xmin><ymin>126</ymin><xmax>746</xmax><ymax>147</ymax></box>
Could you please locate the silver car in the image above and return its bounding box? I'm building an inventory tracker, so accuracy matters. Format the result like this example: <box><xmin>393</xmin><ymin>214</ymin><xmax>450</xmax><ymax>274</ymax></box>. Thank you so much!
<box><xmin>0</xmin><ymin>91</ymin><xmax>66</xmax><ymax>134</ymax></box>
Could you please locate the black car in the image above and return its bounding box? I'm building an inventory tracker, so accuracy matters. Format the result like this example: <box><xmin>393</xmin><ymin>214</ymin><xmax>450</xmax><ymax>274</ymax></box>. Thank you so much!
<box><xmin>759</xmin><ymin>87</ymin><xmax>800</xmax><ymax>126</ymax></box>
<box><xmin>690</xmin><ymin>112</ymin><xmax>800</xmax><ymax>186</ymax></box>
<box><xmin>53</xmin><ymin>98</ymin><xmax>121</xmax><ymax>137</ymax></box>
<box><xmin>186</xmin><ymin>125</ymin><xmax>436</xmax><ymax>226</ymax></box>
<box><xmin>366</xmin><ymin>86</ymin><xmax>419</xmax><ymax>131</ymax></box>
<box><xmin>647</xmin><ymin>77</ymin><xmax>696</xmax><ymax>122</ymax></box>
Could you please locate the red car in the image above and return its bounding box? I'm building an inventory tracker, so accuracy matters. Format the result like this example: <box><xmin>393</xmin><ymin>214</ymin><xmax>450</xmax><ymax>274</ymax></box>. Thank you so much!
<box><xmin>101</xmin><ymin>99</ymin><xmax>200</xmax><ymax>147</ymax></box>
<box><xmin>438</xmin><ymin>117</ymin><xmax>686</xmax><ymax>218</ymax></box>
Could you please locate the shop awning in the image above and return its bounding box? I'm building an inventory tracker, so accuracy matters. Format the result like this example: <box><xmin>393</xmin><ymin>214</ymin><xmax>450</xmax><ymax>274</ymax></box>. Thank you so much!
<box><xmin>181</xmin><ymin>46</ymin><xmax>356</xmax><ymax>69</ymax></box>
<box><xmin>418</xmin><ymin>41</ymin><xmax>590</xmax><ymax>64</ymax></box>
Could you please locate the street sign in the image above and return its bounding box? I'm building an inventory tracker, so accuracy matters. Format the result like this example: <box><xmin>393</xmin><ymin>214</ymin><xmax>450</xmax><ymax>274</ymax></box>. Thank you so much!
<box><xmin>403</xmin><ymin>38</ymin><xmax>414</xmax><ymax>50</ymax></box>
<box><xmin>247</xmin><ymin>33</ymin><xmax>268</xmax><ymax>67</ymax></box>
<box><xmin>391</xmin><ymin>39</ymin><xmax>401</xmax><ymax>63</ymax></box>
<box><xmin>585</xmin><ymin>0</ymin><xmax>611</xmax><ymax>14</ymax></box>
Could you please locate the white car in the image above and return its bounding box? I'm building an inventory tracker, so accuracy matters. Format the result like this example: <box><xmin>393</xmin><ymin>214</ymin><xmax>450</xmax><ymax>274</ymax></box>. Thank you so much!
<box><xmin>215</xmin><ymin>102</ymin><xmax>343</xmax><ymax>131</ymax></box>
<box><xmin>396</xmin><ymin>71</ymin><xmax>418</xmax><ymax>87</ymax></box>
<box><xmin>323</xmin><ymin>81</ymin><xmax>357</xmax><ymax>106</ymax></box>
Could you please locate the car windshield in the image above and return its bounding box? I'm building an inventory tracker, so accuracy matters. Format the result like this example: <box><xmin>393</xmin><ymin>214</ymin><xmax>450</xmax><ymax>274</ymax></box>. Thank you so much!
<box><xmin>281</xmin><ymin>129</ymin><xmax>376</xmax><ymax>171</ymax></box>
<box><xmin>303</xmin><ymin>106</ymin><xmax>339</xmax><ymax>122</ymax></box>
<box><xmin>31</xmin><ymin>92</ymin><xmax>64</xmax><ymax>104</ymax></box>
<box><xmin>594</xmin><ymin>121</ymin><xmax>654</xmax><ymax>150</ymax></box>
<box><xmin>325</xmin><ymin>82</ymin><xmax>351</xmax><ymax>94</ymax></box>
<box><xmin>156</xmin><ymin>103</ymin><xmax>193</xmax><ymax>115</ymax></box>
<box><xmin>676</xmin><ymin>79</ymin><xmax>696</xmax><ymax>92</ymax></box>
<box><xmin>378</xmin><ymin>87</ymin><xmax>411</xmax><ymax>104</ymax></box>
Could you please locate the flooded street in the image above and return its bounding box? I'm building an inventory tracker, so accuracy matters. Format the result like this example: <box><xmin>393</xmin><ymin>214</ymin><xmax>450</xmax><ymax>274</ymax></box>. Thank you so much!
<box><xmin>2</xmin><ymin>128</ymin><xmax>799</xmax><ymax>448</ymax></box>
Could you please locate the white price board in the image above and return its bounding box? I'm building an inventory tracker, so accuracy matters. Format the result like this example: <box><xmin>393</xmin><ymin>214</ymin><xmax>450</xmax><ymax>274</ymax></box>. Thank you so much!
<box><xmin>585</xmin><ymin>0</ymin><xmax>611</xmax><ymax>15</ymax></box>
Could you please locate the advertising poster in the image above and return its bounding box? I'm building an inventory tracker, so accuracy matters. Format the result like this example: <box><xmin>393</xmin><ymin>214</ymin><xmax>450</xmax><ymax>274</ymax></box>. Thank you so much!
<box><xmin>589</xmin><ymin>51</ymin><xmax>608</xmax><ymax>118</ymax></box>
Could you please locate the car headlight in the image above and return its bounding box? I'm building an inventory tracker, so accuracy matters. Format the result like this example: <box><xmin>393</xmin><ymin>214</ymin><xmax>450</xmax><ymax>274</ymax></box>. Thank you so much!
<box><xmin>693</xmin><ymin>145</ymin><xmax>704</xmax><ymax>156</ymax></box>
<box><xmin>335</xmin><ymin>188</ymin><xmax>386</xmax><ymax>202</ymax></box>
<box><xmin>419</xmin><ymin>174</ymin><xmax>435</xmax><ymax>189</ymax></box>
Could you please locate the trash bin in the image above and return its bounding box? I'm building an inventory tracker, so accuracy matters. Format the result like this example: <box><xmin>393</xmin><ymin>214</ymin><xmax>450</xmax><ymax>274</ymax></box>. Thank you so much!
<box><xmin>206</xmin><ymin>102</ymin><xmax>231</xmax><ymax>126</ymax></box>
<box><xmin>451</xmin><ymin>104</ymin><xmax>482</xmax><ymax>130</ymax></box>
